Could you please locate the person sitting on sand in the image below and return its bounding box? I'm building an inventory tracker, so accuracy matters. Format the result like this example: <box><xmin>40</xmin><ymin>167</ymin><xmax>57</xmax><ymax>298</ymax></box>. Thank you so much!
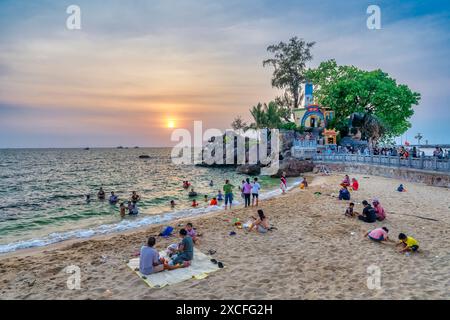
<box><xmin>170</xmin><ymin>200</ymin><xmax>176</xmax><ymax>209</ymax></box>
<box><xmin>351</xmin><ymin>178</ymin><xmax>359</xmax><ymax>191</ymax></box>
<box><xmin>109</xmin><ymin>191</ymin><xmax>119</xmax><ymax>204</ymax></box>
<box><xmin>397</xmin><ymin>184</ymin><xmax>406</xmax><ymax>192</ymax></box>
<box><xmin>248</xmin><ymin>209</ymin><xmax>270</xmax><ymax>233</ymax></box>
<box><xmin>210</xmin><ymin>197</ymin><xmax>218</xmax><ymax>206</ymax></box>
<box><xmin>97</xmin><ymin>187</ymin><xmax>106</xmax><ymax>200</ymax></box>
<box><xmin>119</xmin><ymin>203</ymin><xmax>126</xmax><ymax>218</ymax></box>
<box><xmin>139</xmin><ymin>236</ymin><xmax>164</xmax><ymax>275</ymax></box>
<box><xmin>338</xmin><ymin>186</ymin><xmax>351</xmax><ymax>201</ymax></box>
<box><xmin>341</xmin><ymin>175</ymin><xmax>351</xmax><ymax>187</ymax></box>
<box><xmin>191</xmin><ymin>199</ymin><xmax>199</xmax><ymax>207</ymax></box>
<box><xmin>345</xmin><ymin>202</ymin><xmax>357</xmax><ymax>217</ymax></box>
<box><xmin>372</xmin><ymin>199</ymin><xmax>386</xmax><ymax>221</ymax></box>
<box><xmin>365</xmin><ymin>227</ymin><xmax>389</xmax><ymax>242</ymax></box>
<box><xmin>131</xmin><ymin>191</ymin><xmax>141</xmax><ymax>202</ymax></box>
<box><xmin>186</xmin><ymin>222</ymin><xmax>200</xmax><ymax>244</ymax></box>
<box><xmin>358</xmin><ymin>200</ymin><xmax>377</xmax><ymax>223</ymax></box>
<box><xmin>168</xmin><ymin>229</ymin><xmax>194</xmax><ymax>267</ymax></box>
<box><xmin>217</xmin><ymin>190</ymin><xmax>223</xmax><ymax>201</ymax></box>
<box><xmin>397</xmin><ymin>233</ymin><xmax>419</xmax><ymax>253</ymax></box>
<box><xmin>223</xmin><ymin>180</ymin><xmax>234</xmax><ymax>210</ymax></box>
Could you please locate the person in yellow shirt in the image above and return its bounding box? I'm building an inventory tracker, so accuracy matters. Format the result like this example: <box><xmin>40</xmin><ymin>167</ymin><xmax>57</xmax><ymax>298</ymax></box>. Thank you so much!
<box><xmin>397</xmin><ymin>233</ymin><xmax>419</xmax><ymax>253</ymax></box>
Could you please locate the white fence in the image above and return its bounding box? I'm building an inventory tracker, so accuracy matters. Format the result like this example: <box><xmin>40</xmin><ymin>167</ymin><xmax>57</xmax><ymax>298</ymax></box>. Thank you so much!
<box><xmin>313</xmin><ymin>154</ymin><xmax>450</xmax><ymax>173</ymax></box>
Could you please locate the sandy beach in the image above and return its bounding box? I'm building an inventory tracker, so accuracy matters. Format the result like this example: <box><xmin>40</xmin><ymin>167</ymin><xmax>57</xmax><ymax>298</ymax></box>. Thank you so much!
<box><xmin>0</xmin><ymin>173</ymin><xmax>449</xmax><ymax>300</ymax></box>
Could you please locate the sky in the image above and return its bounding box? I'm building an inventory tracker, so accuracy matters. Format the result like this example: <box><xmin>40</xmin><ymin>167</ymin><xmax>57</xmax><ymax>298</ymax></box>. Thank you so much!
<box><xmin>0</xmin><ymin>0</ymin><xmax>449</xmax><ymax>148</ymax></box>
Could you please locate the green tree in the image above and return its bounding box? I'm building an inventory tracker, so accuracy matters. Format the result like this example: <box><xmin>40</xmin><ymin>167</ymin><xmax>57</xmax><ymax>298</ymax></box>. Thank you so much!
<box><xmin>231</xmin><ymin>116</ymin><xmax>248</xmax><ymax>132</ymax></box>
<box><xmin>263</xmin><ymin>37</ymin><xmax>315</xmax><ymax>110</ymax></box>
<box><xmin>305</xmin><ymin>59</ymin><xmax>421</xmax><ymax>140</ymax></box>
<box><xmin>249</xmin><ymin>101</ymin><xmax>288</xmax><ymax>129</ymax></box>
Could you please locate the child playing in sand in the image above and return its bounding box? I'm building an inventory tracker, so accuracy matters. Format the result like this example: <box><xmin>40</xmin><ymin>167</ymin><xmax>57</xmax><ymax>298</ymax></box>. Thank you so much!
<box><xmin>338</xmin><ymin>186</ymin><xmax>351</xmax><ymax>201</ymax></box>
<box><xmin>217</xmin><ymin>190</ymin><xmax>223</xmax><ymax>201</ymax></box>
<box><xmin>372</xmin><ymin>199</ymin><xmax>386</xmax><ymax>221</ymax></box>
<box><xmin>300</xmin><ymin>177</ymin><xmax>308</xmax><ymax>189</ymax></box>
<box><xmin>191</xmin><ymin>199</ymin><xmax>199</xmax><ymax>207</ymax></box>
<box><xmin>248</xmin><ymin>209</ymin><xmax>270</xmax><ymax>233</ymax></box>
<box><xmin>210</xmin><ymin>197</ymin><xmax>218</xmax><ymax>206</ymax></box>
<box><xmin>341</xmin><ymin>175</ymin><xmax>350</xmax><ymax>187</ymax></box>
<box><xmin>345</xmin><ymin>202</ymin><xmax>357</xmax><ymax>217</ymax></box>
<box><xmin>397</xmin><ymin>184</ymin><xmax>406</xmax><ymax>192</ymax></box>
<box><xmin>186</xmin><ymin>222</ymin><xmax>200</xmax><ymax>244</ymax></box>
<box><xmin>119</xmin><ymin>203</ymin><xmax>126</xmax><ymax>218</ymax></box>
<box><xmin>139</xmin><ymin>236</ymin><xmax>164</xmax><ymax>275</ymax></box>
<box><xmin>397</xmin><ymin>233</ymin><xmax>419</xmax><ymax>253</ymax></box>
<box><xmin>365</xmin><ymin>227</ymin><xmax>389</xmax><ymax>242</ymax></box>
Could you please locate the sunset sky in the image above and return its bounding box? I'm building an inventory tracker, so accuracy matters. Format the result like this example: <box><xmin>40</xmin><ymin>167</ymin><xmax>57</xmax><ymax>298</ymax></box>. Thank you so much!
<box><xmin>0</xmin><ymin>0</ymin><xmax>449</xmax><ymax>147</ymax></box>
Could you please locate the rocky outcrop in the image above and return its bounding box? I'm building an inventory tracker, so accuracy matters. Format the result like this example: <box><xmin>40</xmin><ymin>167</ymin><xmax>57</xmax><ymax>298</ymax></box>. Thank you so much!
<box><xmin>236</xmin><ymin>164</ymin><xmax>261</xmax><ymax>175</ymax></box>
<box><xmin>198</xmin><ymin>129</ymin><xmax>308</xmax><ymax>176</ymax></box>
<box><xmin>271</xmin><ymin>157</ymin><xmax>314</xmax><ymax>178</ymax></box>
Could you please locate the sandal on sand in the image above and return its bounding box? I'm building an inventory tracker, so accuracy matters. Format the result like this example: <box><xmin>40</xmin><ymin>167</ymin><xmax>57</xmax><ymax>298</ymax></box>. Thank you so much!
<box><xmin>229</xmin><ymin>231</ymin><xmax>236</xmax><ymax>236</ymax></box>
<box><xmin>207</xmin><ymin>249</ymin><xmax>216</xmax><ymax>255</ymax></box>
<box><xmin>210</xmin><ymin>259</ymin><xmax>218</xmax><ymax>264</ymax></box>
<box><xmin>218</xmin><ymin>262</ymin><xmax>224</xmax><ymax>268</ymax></box>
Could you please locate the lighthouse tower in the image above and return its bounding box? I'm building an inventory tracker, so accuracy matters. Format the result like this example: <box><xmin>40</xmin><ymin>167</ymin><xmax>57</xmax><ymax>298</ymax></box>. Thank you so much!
<box><xmin>304</xmin><ymin>82</ymin><xmax>313</xmax><ymax>106</ymax></box>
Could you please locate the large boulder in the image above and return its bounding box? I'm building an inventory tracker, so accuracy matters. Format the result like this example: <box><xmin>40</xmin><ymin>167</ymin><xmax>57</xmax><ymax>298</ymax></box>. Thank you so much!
<box><xmin>236</xmin><ymin>164</ymin><xmax>261</xmax><ymax>175</ymax></box>
<box><xmin>271</xmin><ymin>157</ymin><xmax>314</xmax><ymax>177</ymax></box>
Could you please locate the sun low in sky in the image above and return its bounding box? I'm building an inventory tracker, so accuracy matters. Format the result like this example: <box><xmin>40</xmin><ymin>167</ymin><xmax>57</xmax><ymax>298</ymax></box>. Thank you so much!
<box><xmin>167</xmin><ymin>119</ymin><xmax>176</xmax><ymax>129</ymax></box>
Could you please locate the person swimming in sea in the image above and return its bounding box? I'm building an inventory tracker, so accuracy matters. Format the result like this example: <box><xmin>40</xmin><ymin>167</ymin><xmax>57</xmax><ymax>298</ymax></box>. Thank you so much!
<box><xmin>209</xmin><ymin>180</ymin><xmax>214</xmax><ymax>187</ymax></box>
<box><xmin>109</xmin><ymin>191</ymin><xmax>119</xmax><ymax>204</ymax></box>
<box><xmin>188</xmin><ymin>188</ymin><xmax>198</xmax><ymax>197</ymax></box>
<box><xmin>131</xmin><ymin>191</ymin><xmax>141</xmax><ymax>202</ymax></box>
<box><xmin>97</xmin><ymin>187</ymin><xmax>106</xmax><ymax>200</ymax></box>
<box><xmin>119</xmin><ymin>203</ymin><xmax>126</xmax><ymax>218</ymax></box>
<box><xmin>170</xmin><ymin>200</ymin><xmax>176</xmax><ymax>209</ymax></box>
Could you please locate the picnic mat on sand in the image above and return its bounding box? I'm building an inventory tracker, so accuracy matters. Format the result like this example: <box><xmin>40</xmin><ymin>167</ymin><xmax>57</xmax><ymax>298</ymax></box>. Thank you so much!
<box><xmin>127</xmin><ymin>249</ymin><xmax>221</xmax><ymax>288</ymax></box>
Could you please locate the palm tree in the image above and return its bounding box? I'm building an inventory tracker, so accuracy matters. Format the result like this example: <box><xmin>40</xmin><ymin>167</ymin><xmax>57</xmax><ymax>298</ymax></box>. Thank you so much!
<box><xmin>414</xmin><ymin>133</ymin><xmax>423</xmax><ymax>145</ymax></box>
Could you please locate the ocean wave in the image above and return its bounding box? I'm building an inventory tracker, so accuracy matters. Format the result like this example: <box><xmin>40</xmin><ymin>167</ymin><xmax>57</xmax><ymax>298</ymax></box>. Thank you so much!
<box><xmin>0</xmin><ymin>179</ymin><xmax>302</xmax><ymax>254</ymax></box>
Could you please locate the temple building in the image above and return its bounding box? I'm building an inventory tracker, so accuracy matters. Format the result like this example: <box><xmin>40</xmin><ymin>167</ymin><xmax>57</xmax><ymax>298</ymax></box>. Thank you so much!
<box><xmin>293</xmin><ymin>83</ymin><xmax>334</xmax><ymax>129</ymax></box>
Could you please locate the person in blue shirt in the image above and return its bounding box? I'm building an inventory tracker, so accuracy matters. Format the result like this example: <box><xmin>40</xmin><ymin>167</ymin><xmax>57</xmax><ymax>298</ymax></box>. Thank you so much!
<box><xmin>109</xmin><ymin>191</ymin><xmax>118</xmax><ymax>204</ymax></box>
<box><xmin>338</xmin><ymin>186</ymin><xmax>351</xmax><ymax>200</ymax></box>
<box><xmin>217</xmin><ymin>190</ymin><xmax>224</xmax><ymax>201</ymax></box>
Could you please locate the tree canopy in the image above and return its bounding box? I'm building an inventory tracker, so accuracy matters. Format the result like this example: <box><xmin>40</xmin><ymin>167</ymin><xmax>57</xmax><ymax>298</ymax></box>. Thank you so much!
<box><xmin>263</xmin><ymin>37</ymin><xmax>315</xmax><ymax>110</ymax></box>
<box><xmin>305</xmin><ymin>59</ymin><xmax>421</xmax><ymax>139</ymax></box>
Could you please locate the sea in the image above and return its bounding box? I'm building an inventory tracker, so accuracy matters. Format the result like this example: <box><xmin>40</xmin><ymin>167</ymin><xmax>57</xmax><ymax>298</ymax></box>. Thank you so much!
<box><xmin>0</xmin><ymin>148</ymin><xmax>299</xmax><ymax>254</ymax></box>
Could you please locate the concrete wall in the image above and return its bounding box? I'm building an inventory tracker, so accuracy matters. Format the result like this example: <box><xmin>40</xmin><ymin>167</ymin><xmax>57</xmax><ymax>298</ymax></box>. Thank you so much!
<box><xmin>314</xmin><ymin>162</ymin><xmax>450</xmax><ymax>188</ymax></box>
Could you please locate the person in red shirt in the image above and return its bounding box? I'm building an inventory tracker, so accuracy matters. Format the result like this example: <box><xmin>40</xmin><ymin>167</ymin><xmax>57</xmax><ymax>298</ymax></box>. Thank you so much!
<box><xmin>210</xmin><ymin>197</ymin><xmax>218</xmax><ymax>206</ymax></box>
<box><xmin>351</xmin><ymin>178</ymin><xmax>359</xmax><ymax>191</ymax></box>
